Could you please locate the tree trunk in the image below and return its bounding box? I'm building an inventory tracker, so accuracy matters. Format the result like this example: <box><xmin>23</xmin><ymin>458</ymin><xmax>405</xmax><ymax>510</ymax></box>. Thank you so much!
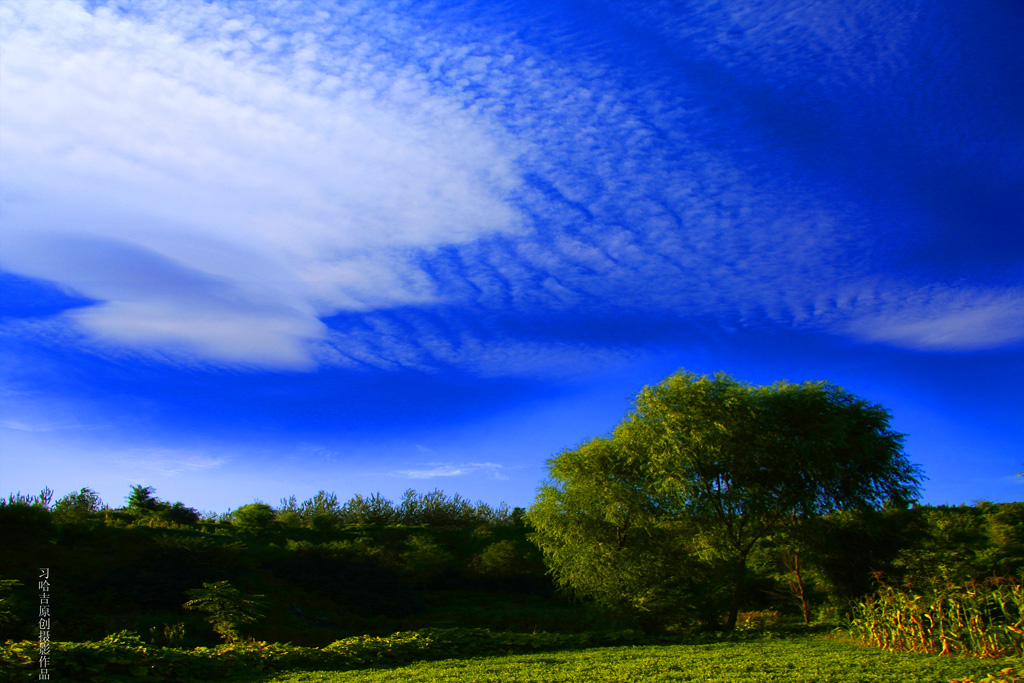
<box><xmin>791</xmin><ymin>551</ymin><xmax>811</xmax><ymax>625</ymax></box>
<box><xmin>779</xmin><ymin>547</ymin><xmax>812</xmax><ymax>625</ymax></box>
<box><xmin>724</xmin><ymin>557</ymin><xmax>748</xmax><ymax>631</ymax></box>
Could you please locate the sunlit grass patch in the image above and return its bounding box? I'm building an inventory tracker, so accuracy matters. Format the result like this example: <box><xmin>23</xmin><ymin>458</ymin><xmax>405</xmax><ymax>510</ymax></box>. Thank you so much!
<box><xmin>255</xmin><ymin>638</ymin><xmax>1023</xmax><ymax>683</ymax></box>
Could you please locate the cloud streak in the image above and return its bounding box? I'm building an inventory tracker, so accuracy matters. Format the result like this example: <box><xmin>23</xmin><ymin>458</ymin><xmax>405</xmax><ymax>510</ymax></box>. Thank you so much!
<box><xmin>112</xmin><ymin>448</ymin><xmax>228</xmax><ymax>478</ymax></box>
<box><xmin>391</xmin><ymin>462</ymin><xmax>507</xmax><ymax>480</ymax></box>
<box><xmin>846</xmin><ymin>289</ymin><xmax>1024</xmax><ymax>351</ymax></box>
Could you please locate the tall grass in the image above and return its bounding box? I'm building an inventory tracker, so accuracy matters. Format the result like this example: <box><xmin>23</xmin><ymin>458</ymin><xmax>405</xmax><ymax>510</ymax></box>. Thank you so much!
<box><xmin>850</xmin><ymin>575</ymin><xmax>1024</xmax><ymax>657</ymax></box>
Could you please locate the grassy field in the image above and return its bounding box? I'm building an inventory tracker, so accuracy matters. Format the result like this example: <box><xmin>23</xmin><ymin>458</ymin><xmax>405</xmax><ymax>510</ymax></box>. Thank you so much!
<box><xmin>251</xmin><ymin>637</ymin><xmax>1021</xmax><ymax>683</ymax></box>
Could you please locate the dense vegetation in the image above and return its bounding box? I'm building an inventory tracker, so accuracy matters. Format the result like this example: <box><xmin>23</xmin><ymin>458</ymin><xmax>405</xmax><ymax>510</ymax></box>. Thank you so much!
<box><xmin>1</xmin><ymin>485</ymin><xmax>1020</xmax><ymax>646</ymax></box>
<box><xmin>1</xmin><ymin>486</ymin><xmax>563</xmax><ymax>646</ymax></box>
<box><xmin>1</xmin><ymin>371</ymin><xmax>1021</xmax><ymax>681</ymax></box>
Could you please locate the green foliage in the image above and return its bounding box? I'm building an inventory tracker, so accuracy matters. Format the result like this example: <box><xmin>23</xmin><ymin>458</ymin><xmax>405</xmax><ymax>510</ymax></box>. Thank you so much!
<box><xmin>0</xmin><ymin>498</ymin><xmax>54</xmax><ymax>545</ymax></box>
<box><xmin>804</xmin><ymin>507</ymin><xmax>911</xmax><ymax>603</ymax></box>
<box><xmin>734</xmin><ymin>608</ymin><xmax>782</xmax><ymax>631</ymax></box>
<box><xmin>345</xmin><ymin>492</ymin><xmax>398</xmax><ymax>526</ymax></box>
<box><xmin>397</xmin><ymin>489</ymin><xmax>475</xmax><ymax>528</ymax></box>
<box><xmin>183</xmin><ymin>580</ymin><xmax>267</xmax><ymax>644</ymax></box>
<box><xmin>159</xmin><ymin>502</ymin><xmax>202</xmax><ymax>527</ymax></box>
<box><xmin>3</xmin><ymin>475</ymin><xmax>1019</xmax><ymax>653</ymax></box>
<box><xmin>120</xmin><ymin>486</ymin><xmax>201</xmax><ymax>527</ymax></box>
<box><xmin>398</xmin><ymin>535</ymin><xmax>456</xmax><ymax>586</ymax></box>
<box><xmin>277</xmin><ymin>510</ymin><xmax>302</xmax><ymax>527</ymax></box>
<box><xmin>232</xmin><ymin>503</ymin><xmax>277</xmax><ymax>535</ymax></box>
<box><xmin>528</xmin><ymin>436</ymin><xmax>714</xmax><ymax>626</ymax></box>
<box><xmin>0</xmin><ymin>627</ymin><xmax>645</xmax><ymax>681</ymax></box>
<box><xmin>894</xmin><ymin>504</ymin><xmax>1024</xmax><ymax>588</ymax></box>
<box><xmin>271</xmin><ymin>540</ymin><xmax>418</xmax><ymax>619</ymax></box>
<box><xmin>277</xmin><ymin>489</ymin><xmax>525</xmax><ymax>530</ymax></box>
<box><xmin>297</xmin><ymin>491</ymin><xmax>343</xmax><ymax>524</ymax></box>
<box><xmin>148</xmin><ymin>621</ymin><xmax>187</xmax><ymax>647</ymax></box>
<box><xmin>127</xmin><ymin>485</ymin><xmax>160</xmax><ymax>512</ymax></box>
<box><xmin>2</xmin><ymin>487</ymin><xmax>54</xmax><ymax>510</ymax></box>
<box><xmin>529</xmin><ymin>371</ymin><xmax>922</xmax><ymax>630</ymax></box>
<box><xmin>473</xmin><ymin>540</ymin><xmax>534</xmax><ymax>580</ymax></box>
<box><xmin>53</xmin><ymin>487</ymin><xmax>105</xmax><ymax>523</ymax></box>
<box><xmin>0</xmin><ymin>577</ymin><xmax>21</xmax><ymax>633</ymax></box>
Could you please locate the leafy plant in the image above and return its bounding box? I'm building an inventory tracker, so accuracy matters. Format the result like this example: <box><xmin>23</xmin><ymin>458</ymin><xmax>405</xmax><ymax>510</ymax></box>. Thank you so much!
<box><xmin>183</xmin><ymin>580</ymin><xmax>267</xmax><ymax>643</ymax></box>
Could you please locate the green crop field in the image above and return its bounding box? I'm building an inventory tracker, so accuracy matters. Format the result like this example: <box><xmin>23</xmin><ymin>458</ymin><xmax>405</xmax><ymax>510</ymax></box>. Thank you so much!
<box><xmin>253</xmin><ymin>638</ymin><xmax>1021</xmax><ymax>683</ymax></box>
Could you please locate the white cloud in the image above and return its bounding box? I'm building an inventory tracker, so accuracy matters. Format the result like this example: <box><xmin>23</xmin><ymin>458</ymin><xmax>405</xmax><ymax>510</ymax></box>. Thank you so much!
<box><xmin>0</xmin><ymin>419</ymin><xmax>40</xmax><ymax>432</ymax></box>
<box><xmin>391</xmin><ymin>462</ymin><xmax>506</xmax><ymax>480</ymax></box>
<box><xmin>846</xmin><ymin>290</ymin><xmax>1024</xmax><ymax>351</ymax></box>
<box><xmin>112</xmin><ymin>447</ymin><xmax>227</xmax><ymax>478</ymax></box>
<box><xmin>314</xmin><ymin>311</ymin><xmax>645</xmax><ymax>378</ymax></box>
<box><xmin>0</xmin><ymin>0</ymin><xmax>524</xmax><ymax>368</ymax></box>
<box><xmin>1</xmin><ymin>0</ymin><xmax>1018</xmax><ymax>375</ymax></box>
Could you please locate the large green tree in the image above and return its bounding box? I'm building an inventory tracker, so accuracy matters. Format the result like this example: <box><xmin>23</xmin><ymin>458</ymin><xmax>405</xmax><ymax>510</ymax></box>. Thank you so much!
<box><xmin>529</xmin><ymin>371</ymin><xmax>921</xmax><ymax>630</ymax></box>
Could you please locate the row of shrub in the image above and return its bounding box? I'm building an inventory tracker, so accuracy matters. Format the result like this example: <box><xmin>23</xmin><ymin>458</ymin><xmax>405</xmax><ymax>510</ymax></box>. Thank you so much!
<box><xmin>0</xmin><ymin>627</ymin><xmax>645</xmax><ymax>682</ymax></box>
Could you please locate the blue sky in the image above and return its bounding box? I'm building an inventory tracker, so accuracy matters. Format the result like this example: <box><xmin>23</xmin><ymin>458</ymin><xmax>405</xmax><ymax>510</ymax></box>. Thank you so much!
<box><xmin>1</xmin><ymin>0</ymin><xmax>1021</xmax><ymax>514</ymax></box>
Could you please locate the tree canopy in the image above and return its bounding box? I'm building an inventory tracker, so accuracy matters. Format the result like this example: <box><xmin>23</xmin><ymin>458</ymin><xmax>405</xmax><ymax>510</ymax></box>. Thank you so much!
<box><xmin>528</xmin><ymin>371</ymin><xmax>922</xmax><ymax>629</ymax></box>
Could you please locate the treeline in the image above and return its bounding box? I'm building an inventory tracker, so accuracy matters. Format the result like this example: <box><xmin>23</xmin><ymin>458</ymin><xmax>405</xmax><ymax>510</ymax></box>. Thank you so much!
<box><xmin>5</xmin><ymin>485</ymin><xmax>526</xmax><ymax>530</ymax></box>
<box><xmin>0</xmin><ymin>485</ymin><xmax>556</xmax><ymax>647</ymax></box>
<box><xmin>275</xmin><ymin>489</ymin><xmax>526</xmax><ymax>529</ymax></box>
<box><xmin>1</xmin><ymin>484</ymin><xmax>1021</xmax><ymax>648</ymax></box>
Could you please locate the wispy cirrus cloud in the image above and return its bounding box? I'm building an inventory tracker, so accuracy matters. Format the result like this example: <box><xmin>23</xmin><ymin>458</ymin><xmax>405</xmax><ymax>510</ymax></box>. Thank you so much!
<box><xmin>391</xmin><ymin>462</ymin><xmax>507</xmax><ymax>481</ymax></box>
<box><xmin>112</xmin><ymin>448</ymin><xmax>228</xmax><ymax>478</ymax></box>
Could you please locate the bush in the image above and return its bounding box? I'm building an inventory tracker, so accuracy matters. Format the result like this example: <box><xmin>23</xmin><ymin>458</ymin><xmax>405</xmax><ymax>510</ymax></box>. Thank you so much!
<box><xmin>231</xmin><ymin>503</ymin><xmax>276</xmax><ymax>535</ymax></box>
<box><xmin>474</xmin><ymin>540</ymin><xmax>529</xmax><ymax>579</ymax></box>
<box><xmin>0</xmin><ymin>627</ymin><xmax>646</xmax><ymax>681</ymax></box>
<box><xmin>398</xmin><ymin>535</ymin><xmax>456</xmax><ymax>586</ymax></box>
<box><xmin>159</xmin><ymin>502</ymin><xmax>201</xmax><ymax>527</ymax></box>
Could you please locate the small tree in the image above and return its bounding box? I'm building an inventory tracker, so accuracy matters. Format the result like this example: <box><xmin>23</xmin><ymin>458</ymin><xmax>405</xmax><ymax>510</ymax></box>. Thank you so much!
<box><xmin>126</xmin><ymin>485</ymin><xmax>159</xmax><ymax>513</ymax></box>
<box><xmin>183</xmin><ymin>580</ymin><xmax>265</xmax><ymax>643</ymax></box>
